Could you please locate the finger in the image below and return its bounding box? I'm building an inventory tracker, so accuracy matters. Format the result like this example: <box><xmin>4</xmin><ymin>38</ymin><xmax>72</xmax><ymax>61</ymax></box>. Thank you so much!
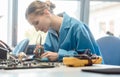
<box><xmin>41</xmin><ymin>52</ymin><xmax>49</xmax><ymax>57</ymax></box>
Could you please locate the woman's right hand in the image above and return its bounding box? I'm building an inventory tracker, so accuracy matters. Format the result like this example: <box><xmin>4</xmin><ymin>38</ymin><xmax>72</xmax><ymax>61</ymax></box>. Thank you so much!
<box><xmin>33</xmin><ymin>45</ymin><xmax>44</xmax><ymax>58</ymax></box>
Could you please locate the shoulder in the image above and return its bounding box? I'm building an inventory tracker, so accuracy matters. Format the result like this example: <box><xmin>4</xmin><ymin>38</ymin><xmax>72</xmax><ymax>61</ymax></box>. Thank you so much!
<box><xmin>70</xmin><ymin>17</ymin><xmax>85</xmax><ymax>31</ymax></box>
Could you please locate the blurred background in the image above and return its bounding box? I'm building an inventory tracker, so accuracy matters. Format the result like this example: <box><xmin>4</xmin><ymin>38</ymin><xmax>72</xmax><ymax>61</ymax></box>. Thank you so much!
<box><xmin>0</xmin><ymin>0</ymin><xmax>120</xmax><ymax>47</ymax></box>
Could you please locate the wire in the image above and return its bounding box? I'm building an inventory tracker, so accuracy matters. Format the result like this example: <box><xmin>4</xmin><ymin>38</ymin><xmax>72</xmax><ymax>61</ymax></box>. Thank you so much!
<box><xmin>36</xmin><ymin>33</ymin><xmax>42</xmax><ymax>45</ymax></box>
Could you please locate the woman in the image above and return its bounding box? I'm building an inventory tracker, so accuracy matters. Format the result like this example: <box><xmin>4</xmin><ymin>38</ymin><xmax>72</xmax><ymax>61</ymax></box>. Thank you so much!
<box><xmin>25</xmin><ymin>1</ymin><xmax>101</xmax><ymax>61</ymax></box>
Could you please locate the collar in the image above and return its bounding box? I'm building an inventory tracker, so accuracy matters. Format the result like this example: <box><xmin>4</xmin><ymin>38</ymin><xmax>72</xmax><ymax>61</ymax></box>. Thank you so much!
<box><xmin>60</xmin><ymin>12</ymin><xmax>71</xmax><ymax>29</ymax></box>
<box><xmin>48</xmin><ymin>28</ymin><xmax>58</xmax><ymax>37</ymax></box>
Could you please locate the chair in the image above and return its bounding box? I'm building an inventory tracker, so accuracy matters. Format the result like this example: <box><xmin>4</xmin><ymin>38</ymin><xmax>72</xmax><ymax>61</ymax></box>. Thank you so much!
<box><xmin>25</xmin><ymin>45</ymin><xmax>36</xmax><ymax>55</ymax></box>
<box><xmin>97</xmin><ymin>36</ymin><xmax>120</xmax><ymax>65</ymax></box>
<box><xmin>12</xmin><ymin>39</ymin><xmax>29</xmax><ymax>56</ymax></box>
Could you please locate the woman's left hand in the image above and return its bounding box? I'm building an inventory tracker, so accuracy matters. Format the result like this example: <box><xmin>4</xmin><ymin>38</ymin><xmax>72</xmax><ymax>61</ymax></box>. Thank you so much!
<box><xmin>41</xmin><ymin>51</ymin><xmax>58</xmax><ymax>61</ymax></box>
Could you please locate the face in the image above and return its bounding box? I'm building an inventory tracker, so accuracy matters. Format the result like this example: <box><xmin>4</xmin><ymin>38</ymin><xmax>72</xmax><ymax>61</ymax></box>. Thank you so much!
<box><xmin>27</xmin><ymin>13</ymin><xmax>51</xmax><ymax>33</ymax></box>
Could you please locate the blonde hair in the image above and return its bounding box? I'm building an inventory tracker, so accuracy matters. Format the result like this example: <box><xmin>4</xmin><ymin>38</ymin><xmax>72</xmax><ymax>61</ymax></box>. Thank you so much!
<box><xmin>25</xmin><ymin>1</ymin><xmax>55</xmax><ymax>19</ymax></box>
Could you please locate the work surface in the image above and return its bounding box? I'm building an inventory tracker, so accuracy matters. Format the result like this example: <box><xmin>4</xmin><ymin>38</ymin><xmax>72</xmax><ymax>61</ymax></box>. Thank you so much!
<box><xmin>0</xmin><ymin>64</ymin><xmax>120</xmax><ymax>77</ymax></box>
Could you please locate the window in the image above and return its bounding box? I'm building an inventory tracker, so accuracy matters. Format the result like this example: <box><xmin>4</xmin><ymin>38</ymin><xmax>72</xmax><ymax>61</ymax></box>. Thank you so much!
<box><xmin>89</xmin><ymin>1</ymin><xmax>120</xmax><ymax>39</ymax></box>
<box><xmin>52</xmin><ymin>0</ymin><xmax>81</xmax><ymax>19</ymax></box>
<box><xmin>0</xmin><ymin>0</ymin><xmax>8</xmax><ymax>42</ymax></box>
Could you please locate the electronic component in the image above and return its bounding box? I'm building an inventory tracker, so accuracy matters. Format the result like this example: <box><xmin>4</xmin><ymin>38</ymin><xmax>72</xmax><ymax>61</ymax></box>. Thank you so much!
<box><xmin>63</xmin><ymin>56</ymin><xmax>102</xmax><ymax>67</ymax></box>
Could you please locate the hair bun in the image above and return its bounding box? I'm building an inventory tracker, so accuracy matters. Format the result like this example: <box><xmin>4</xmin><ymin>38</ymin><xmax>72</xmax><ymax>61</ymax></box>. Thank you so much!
<box><xmin>46</xmin><ymin>1</ymin><xmax>56</xmax><ymax>10</ymax></box>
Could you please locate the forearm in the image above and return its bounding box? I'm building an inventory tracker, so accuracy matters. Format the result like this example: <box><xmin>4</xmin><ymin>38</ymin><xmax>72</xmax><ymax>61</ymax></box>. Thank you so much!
<box><xmin>58</xmin><ymin>49</ymin><xmax>78</xmax><ymax>61</ymax></box>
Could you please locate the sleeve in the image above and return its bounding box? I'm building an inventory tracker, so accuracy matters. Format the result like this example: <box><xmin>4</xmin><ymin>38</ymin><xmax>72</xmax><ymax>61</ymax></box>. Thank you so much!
<box><xmin>75</xmin><ymin>25</ymin><xmax>101</xmax><ymax>56</ymax></box>
<box><xmin>57</xmin><ymin>24</ymin><xmax>101</xmax><ymax>61</ymax></box>
<box><xmin>83</xmin><ymin>24</ymin><xmax>101</xmax><ymax>56</ymax></box>
<box><xmin>58</xmin><ymin>49</ymin><xmax>78</xmax><ymax>61</ymax></box>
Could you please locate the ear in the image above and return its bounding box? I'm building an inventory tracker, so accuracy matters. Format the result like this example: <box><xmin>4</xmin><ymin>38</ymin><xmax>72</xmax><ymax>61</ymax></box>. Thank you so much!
<box><xmin>43</xmin><ymin>9</ymin><xmax>51</xmax><ymax>16</ymax></box>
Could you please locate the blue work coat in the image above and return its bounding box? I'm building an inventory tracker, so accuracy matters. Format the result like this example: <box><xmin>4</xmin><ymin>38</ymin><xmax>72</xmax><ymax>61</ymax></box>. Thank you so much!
<box><xmin>44</xmin><ymin>13</ymin><xmax>101</xmax><ymax>61</ymax></box>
